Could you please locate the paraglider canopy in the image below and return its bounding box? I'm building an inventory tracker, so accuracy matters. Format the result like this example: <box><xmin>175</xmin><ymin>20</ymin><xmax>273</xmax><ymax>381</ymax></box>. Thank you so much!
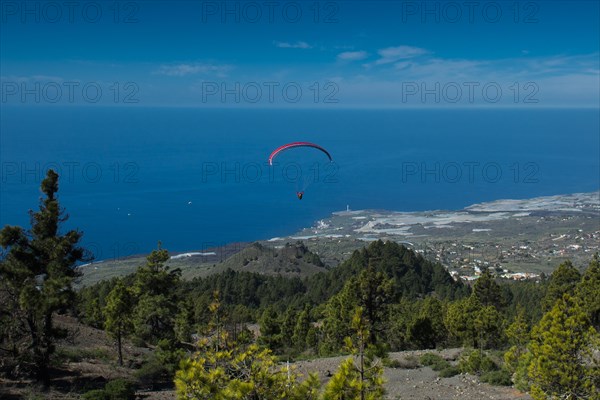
<box><xmin>268</xmin><ymin>142</ymin><xmax>332</xmax><ymax>200</ymax></box>
<box><xmin>268</xmin><ymin>142</ymin><xmax>332</xmax><ymax>166</ymax></box>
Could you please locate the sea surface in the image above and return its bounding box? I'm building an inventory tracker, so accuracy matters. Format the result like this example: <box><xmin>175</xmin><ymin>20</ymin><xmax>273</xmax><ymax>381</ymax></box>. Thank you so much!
<box><xmin>1</xmin><ymin>107</ymin><xmax>598</xmax><ymax>260</ymax></box>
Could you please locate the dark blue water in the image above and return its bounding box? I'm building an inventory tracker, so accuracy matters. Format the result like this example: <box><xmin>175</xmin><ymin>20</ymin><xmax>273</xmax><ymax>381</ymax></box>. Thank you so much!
<box><xmin>1</xmin><ymin>107</ymin><xmax>598</xmax><ymax>259</ymax></box>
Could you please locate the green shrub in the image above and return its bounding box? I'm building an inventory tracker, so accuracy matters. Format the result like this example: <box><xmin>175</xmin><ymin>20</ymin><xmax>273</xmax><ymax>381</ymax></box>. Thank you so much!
<box><xmin>419</xmin><ymin>352</ymin><xmax>445</xmax><ymax>367</ymax></box>
<box><xmin>480</xmin><ymin>370</ymin><xmax>512</xmax><ymax>386</ymax></box>
<box><xmin>135</xmin><ymin>359</ymin><xmax>168</xmax><ymax>389</ymax></box>
<box><xmin>55</xmin><ymin>347</ymin><xmax>78</xmax><ymax>362</ymax></box>
<box><xmin>155</xmin><ymin>339</ymin><xmax>186</xmax><ymax>375</ymax></box>
<box><xmin>383</xmin><ymin>358</ymin><xmax>403</xmax><ymax>368</ymax></box>
<box><xmin>439</xmin><ymin>366</ymin><xmax>460</xmax><ymax>378</ymax></box>
<box><xmin>24</xmin><ymin>392</ymin><xmax>47</xmax><ymax>400</ymax></box>
<box><xmin>88</xmin><ymin>348</ymin><xmax>111</xmax><ymax>361</ymax></box>
<box><xmin>82</xmin><ymin>379</ymin><xmax>135</xmax><ymax>400</ymax></box>
<box><xmin>130</xmin><ymin>336</ymin><xmax>146</xmax><ymax>348</ymax></box>
<box><xmin>81</xmin><ymin>389</ymin><xmax>109</xmax><ymax>400</ymax></box>
<box><xmin>383</xmin><ymin>356</ymin><xmax>420</xmax><ymax>369</ymax></box>
<box><xmin>104</xmin><ymin>379</ymin><xmax>136</xmax><ymax>400</ymax></box>
<box><xmin>393</xmin><ymin>355</ymin><xmax>420</xmax><ymax>369</ymax></box>
<box><xmin>458</xmin><ymin>350</ymin><xmax>498</xmax><ymax>375</ymax></box>
<box><xmin>56</xmin><ymin>347</ymin><xmax>111</xmax><ymax>363</ymax></box>
<box><xmin>430</xmin><ymin>358</ymin><xmax>451</xmax><ymax>371</ymax></box>
<box><xmin>405</xmin><ymin>354</ymin><xmax>418</xmax><ymax>363</ymax></box>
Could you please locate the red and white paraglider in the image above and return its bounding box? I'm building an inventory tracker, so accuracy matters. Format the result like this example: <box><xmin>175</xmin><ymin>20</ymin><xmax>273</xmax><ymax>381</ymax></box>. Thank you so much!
<box><xmin>268</xmin><ymin>142</ymin><xmax>333</xmax><ymax>200</ymax></box>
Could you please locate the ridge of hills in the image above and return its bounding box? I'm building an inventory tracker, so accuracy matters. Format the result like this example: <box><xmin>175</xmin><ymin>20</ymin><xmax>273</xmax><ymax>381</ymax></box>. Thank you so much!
<box><xmin>76</xmin><ymin>241</ymin><xmax>328</xmax><ymax>287</ymax></box>
<box><xmin>210</xmin><ymin>241</ymin><xmax>328</xmax><ymax>277</ymax></box>
<box><xmin>179</xmin><ymin>240</ymin><xmax>466</xmax><ymax>313</ymax></box>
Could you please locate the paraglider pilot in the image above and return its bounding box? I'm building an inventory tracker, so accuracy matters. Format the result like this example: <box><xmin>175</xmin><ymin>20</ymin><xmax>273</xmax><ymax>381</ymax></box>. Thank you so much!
<box><xmin>268</xmin><ymin>142</ymin><xmax>332</xmax><ymax>202</ymax></box>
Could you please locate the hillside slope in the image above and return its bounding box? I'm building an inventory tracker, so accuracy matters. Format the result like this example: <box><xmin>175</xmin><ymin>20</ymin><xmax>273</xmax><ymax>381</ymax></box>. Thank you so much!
<box><xmin>206</xmin><ymin>242</ymin><xmax>328</xmax><ymax>278</ymax></box>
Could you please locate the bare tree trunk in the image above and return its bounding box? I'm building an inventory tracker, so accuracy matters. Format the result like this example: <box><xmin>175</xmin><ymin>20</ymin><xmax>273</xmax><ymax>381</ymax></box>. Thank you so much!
<box><xmin>117</xmin><ymin>328</ymin><xmax>123</xmax><ymax>366</ymax></box>
<box><xmin>360</xmin><ymin>337</ymin><xmax>365</xmax><ymax>400</ymax></box>
<box><xmin>27</xmin><ymin>315</ymin><xmax>50</xmax><ymax>387</ymax></box>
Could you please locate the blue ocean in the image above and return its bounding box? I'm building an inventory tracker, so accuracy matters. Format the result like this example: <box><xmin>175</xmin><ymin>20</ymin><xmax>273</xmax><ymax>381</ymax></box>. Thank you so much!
<box><xmin>1</xmin><ymin>107</ymin><xmax>598</xmax><ymax>260</ymax></box>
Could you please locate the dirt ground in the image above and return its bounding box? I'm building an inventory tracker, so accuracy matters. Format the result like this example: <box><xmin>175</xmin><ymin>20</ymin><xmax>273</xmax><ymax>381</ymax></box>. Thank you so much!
<box><xmin>136</xmin><ymin>349</ymin><xmax>531</xmax><ymax>400</ymax></box>
<box><xmin>292</xmin><ymin>349</ymin><xmax>531</xmax><ymax>400</ymax></box>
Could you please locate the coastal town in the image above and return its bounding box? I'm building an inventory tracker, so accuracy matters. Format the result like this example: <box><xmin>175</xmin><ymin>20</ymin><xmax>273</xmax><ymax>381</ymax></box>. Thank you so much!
<box><xmin>277</xmin><ymin>192</ymin><xmax>600</xmax><ymax>282</ymax></box>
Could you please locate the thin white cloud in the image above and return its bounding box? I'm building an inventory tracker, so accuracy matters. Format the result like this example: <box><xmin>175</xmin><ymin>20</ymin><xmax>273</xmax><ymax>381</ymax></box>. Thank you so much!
<box><xmin>155</xmin><ymin>63</ymin><xmax>232</xmax><ymax>77</ymax></box>
<box><xmin>337</xmin><ymin>51</ymin><xmax>369</xmax><ymax>61</ymax></box>
<box><xmin>274</xmin><ymin>41</ymin><xmax>312</xmax><ymax>49</ymax></box>
<box><xmin>373</xmin><ymin>46</ymin><xmax>428</xmax><ymax>65</ymax></box>
<box><xmin>371</xmin><ymin>53</ymin><xmax>600</xmax><ymax>82</ymax></box>
<box><xmin>392</xmin><ymin>58</ymin><xmax>488</xmax><ymax>79</ymax></box>
<box><xmin>330</xmin><ymin>52</ymin><xmax>599</xmax><ymax>107</ymax></box>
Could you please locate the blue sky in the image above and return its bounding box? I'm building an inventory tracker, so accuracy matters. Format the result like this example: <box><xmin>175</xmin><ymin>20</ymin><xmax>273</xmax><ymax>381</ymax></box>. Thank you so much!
<box><xmin>1</xmin><ymin>0</ymin><xmax>598</xmax><ymax>107</ymax></box>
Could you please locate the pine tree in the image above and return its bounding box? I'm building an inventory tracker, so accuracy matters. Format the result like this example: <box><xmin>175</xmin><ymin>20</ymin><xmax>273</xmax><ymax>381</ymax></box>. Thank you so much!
<box><xmin>322</xmin><ymin>358</ymin><xmax>362</xmax><ymax>400</ymax></box>
<box><xmin>289</xmin><ymin>372</ymin><xmax>321</xmax><ymax>400</ymax></box>
<box><xmin>576</xmin><ymin>253</ymin><xmax>600</xmax><ymax>329</ymax></box>
<box><xmin>542</xmin><ymin>260</ymin><xmax>581</xmax><ymax>312</ymax></box>
<box><xmin>133</xmin><ymin>293</ymin><xmax>175</xmax><ymax>343</ymax></box>
<box><xmin>281</xmin><ymin>306</ymin><xmax>297</xmax><ymax>349</ymax></box>
<box><xmin>356</xmin><ymin>264</ymin><xmax>393</xmax><ymax>345</ymax></box>
<box><xmin>131</xmin><ymin>244</ymin><xmax>181</xmax><ymax>344</ymax></box>
<box><xmin>175</xmin><ymin>293</ymin><xmax>320</xmax><ymax>399</ymax></box>
<box><xmin>132</xmin><ymin>243</ymin><xmax>180</xmax><ymax>298</ymax></box>
<box><xmin>321</xmin><ymin>286</ymin><xmax>355</xmax><ymax>353</ymax></box>
<box><xmin>473</xmin><ymin>269</ymin><xmax>503</xmax><ymax>308</ymax></box>
<box><xmin>323</xmin><ymin>307</ymin><xmax>385</xmax><ymax>400</ymax></box>
<box><xmin>174</xmin><ymin>304</ymin><xmax>194</xmax><ymax>344</ymax></box>
<box><xmin>292</xmin><ymin>305</ymin><xmax>311</xmax><ymax>350</ymax></box>
<box><xmin>258</xmin><ymin>306</ymin><xmax>282</xmax><ymax>349</ymax></box>
<box><xmin>321</xmin><ymin>264</ymin><xmax>393</xmax><ymax>353</ymax></box>
<box><xmin>504</xmin><ymin>307</ymin><xmax>530</xmax><ymax>374</ymax></box>
<box><xmin>444</xmin><ymin>295</ymin><xmax>482</xmax><ymax>347</ymax></box>
<box><xmin>0</xmin><ymin>170</ymin><xmax>87</xmax><ymax>383</ymax></box>
<box><xmin>506</xmin><ymin>307</ymin><xmax>530</xmax><ymax>347</ymax></box>
<box><xmin>104</xmin><ymin>279</ymin><xmax>134</xmax><ymax>365</ymax></box>
<box><xmin>474</xmin><ymin>305</ymin><xmax>504</xmax><ymax>350</ymax></box>
<box><xmin>408</xmin><ymin>297</ymin><xmax>447</xmax><ymax>349</ymax></box>
<box><xmin>386</xmin><ymin>299</ymin><xmax>418</xmax><ymax>350</ymax></box>
<box><xmin>526</xmin><ymin>294</ymin><xmax>598</xmax><ymax>399</ymax></box>
<box><xmin>227</xmin><ymin>304</ymin><xmax>253</xmax><ymax>344</ymax></box>
<box><xmin>84</xmin><ymin>297</ymin><xmax>105</xmax><ymax>329</ymax></box>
